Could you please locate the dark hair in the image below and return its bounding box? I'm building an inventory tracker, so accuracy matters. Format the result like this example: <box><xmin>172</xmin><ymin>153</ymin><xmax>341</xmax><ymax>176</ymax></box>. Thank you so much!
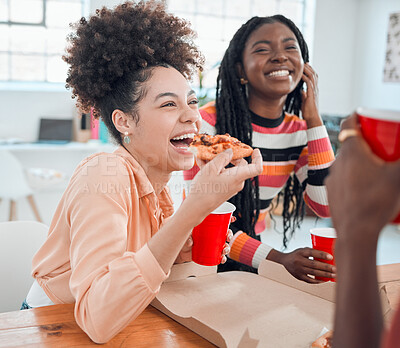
<box><xmin>63</xmin><ymin>0</ymin><xmax>204</xmax><ymax>145</ymax></box>
<box><xmin>215</xmin><ymin>15</ymin><xmax>309</xmax><ymax>247</ymax></box>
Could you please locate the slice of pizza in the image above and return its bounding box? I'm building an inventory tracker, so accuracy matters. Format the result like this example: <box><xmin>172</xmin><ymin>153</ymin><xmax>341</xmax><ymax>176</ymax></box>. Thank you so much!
<box><xmin>311</xmin><ymin>330</ymin><xmax>333</xmax><ymax>348</ymax></box>
<box><xmin>189</xmin><ymin>133</ymin><xmax>253</xmax><ymax>161</ymax></box>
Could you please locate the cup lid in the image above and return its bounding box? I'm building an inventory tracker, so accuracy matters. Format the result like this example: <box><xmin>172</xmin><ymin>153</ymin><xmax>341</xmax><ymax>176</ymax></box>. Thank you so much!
<box><xmin>356</xmin><ymin>107</ymin><xmax>400</xmax><ymax>122</ymax></box>
<box><xmin>211</xmin><ymin>201</ymin><xmax>236</xmax><ymax>214</ymax></box>
<box><xmin>310</xmin><ymin>227</ymin><xmax>336</xmax><ymax>238</ymax></box>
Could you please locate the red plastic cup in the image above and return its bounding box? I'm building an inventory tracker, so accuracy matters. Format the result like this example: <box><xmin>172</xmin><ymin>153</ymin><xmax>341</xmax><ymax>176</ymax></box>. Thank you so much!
<box><xmin>356</xmin><ymin>107</ymin><xmax>400</xmax><ymax>223</ymax></box>
<box><xmin>192</xmin><ymin>202</ymin><xmax>236</xmax><ymax>266</ymax></box>
<box><xmin>310</xmin><ymin>228</ymin><xmax>336</xmax><ymax>282</ymax></box>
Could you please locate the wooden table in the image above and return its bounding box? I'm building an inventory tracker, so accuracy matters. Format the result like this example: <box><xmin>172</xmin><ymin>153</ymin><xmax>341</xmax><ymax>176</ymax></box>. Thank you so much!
<box><xmin>0</xmin><ymin>263</ymin><xmax>398</xmax><ymax>347</ymax></box>
<box><xmin>0</xmin><ymin>304</ymin><xmax>214</xmax><ymax>347</ymax></box>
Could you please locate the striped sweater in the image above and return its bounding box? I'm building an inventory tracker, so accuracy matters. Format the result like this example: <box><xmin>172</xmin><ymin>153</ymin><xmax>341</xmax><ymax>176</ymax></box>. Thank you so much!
<box><xmin>183</xmin><ymin>102</ymin><xmax>335</xmax><ymax>268</ymax></box>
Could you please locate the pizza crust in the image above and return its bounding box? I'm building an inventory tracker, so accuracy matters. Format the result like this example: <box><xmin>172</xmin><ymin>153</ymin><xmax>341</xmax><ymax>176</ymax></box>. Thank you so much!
<box><xmin>311</xmin><ymin>330</ymin><xmax>333</xmax><ymax>348</ymax></box>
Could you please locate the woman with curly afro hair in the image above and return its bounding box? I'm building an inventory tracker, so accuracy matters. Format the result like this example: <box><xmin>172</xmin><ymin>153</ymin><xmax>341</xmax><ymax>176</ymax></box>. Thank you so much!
<box><xmin>23</xmin><ymin>1</ymin><xmax>263</xmax><ymax>343</ymax></box>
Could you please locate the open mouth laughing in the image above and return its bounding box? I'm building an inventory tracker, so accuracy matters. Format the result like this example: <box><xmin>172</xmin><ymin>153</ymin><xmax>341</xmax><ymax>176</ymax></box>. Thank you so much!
<box><xmin>170</xmin><ymin>132</ymin><xmax>196</xmax><ymax>153</ymax></box>
<box><xmin>266</xmin><ymin>69</ymin><xmax>290</xmax><ymax>77</ymax></box>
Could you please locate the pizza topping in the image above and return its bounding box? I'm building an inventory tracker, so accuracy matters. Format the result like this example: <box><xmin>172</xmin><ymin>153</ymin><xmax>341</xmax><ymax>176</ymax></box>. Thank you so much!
<box><xmin>189</xmin><ymin>133</ymin><xmax>254</xmax><ymax>161</ymax></box>
<box><xmin>192</xmin><ymin>133</ymin><xmax>239</xmax><ymax>146</ymax></box>
<box><xmin>200</xmin><ymin>135</ymin><xmax>213</xmax><ymax>146</ymax></box>
<box><xmin>311</xmin><ymin>330</ymin><xmax>333</xmax><ymax>348</ymax></box>
<box><xmin>215</xmin><ymin>135</ymin><xmax>231</xmax><ymax>144</ymax></box>
<box><xmin>325</xmin><ymin>336</ymin><xmax>332</xmax><ymax>348</ymax></box>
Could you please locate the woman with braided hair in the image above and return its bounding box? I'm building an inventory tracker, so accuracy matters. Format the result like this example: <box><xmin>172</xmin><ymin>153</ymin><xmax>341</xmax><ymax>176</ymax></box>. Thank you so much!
<box><xmin>23</xmin><ymin>1</ymin><xmax>263</xmax><ymax>343</ymax></box>
<box><xmin>184</xmin><ymin>15</ymin><xmax>336</xmax><ymax>281</ymax></box>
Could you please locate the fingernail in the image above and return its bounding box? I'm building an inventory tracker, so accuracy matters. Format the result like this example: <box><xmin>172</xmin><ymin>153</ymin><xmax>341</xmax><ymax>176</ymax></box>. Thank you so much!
<box><xmin>326</xmin><ymin>254</ymin><xmax>333</xmax><ymax>260</ymax></box>
<box><xmin>223</xmin><ymin>247</ymin><xmax>230</xmax><ymax>254</ymax></box>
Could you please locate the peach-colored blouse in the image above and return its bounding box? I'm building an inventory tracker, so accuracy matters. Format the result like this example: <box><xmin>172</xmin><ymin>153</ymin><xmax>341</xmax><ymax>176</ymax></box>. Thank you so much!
<box><xmin>32</xmin><ymin>146</ymin><xmax>173</xmax><ymax>343</ymax></box>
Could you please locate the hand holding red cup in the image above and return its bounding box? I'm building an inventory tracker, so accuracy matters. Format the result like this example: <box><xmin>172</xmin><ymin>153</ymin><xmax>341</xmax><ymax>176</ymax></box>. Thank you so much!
<box><xmin>192</xmin><ymin>202</ymin><xmax>236</xmax><ymax>266</ymax></box>
<box><xmin>356</xmin><ymin>107</ymin><xmax>400</xmax><ymax>223</ymax></box>
<box><xmin>310</xmin><ymin>228</ymin><xmax>336</xmax><ymax>282</ymax></box>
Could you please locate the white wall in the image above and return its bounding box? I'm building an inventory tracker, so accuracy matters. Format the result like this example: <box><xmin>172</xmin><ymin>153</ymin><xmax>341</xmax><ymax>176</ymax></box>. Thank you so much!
<box><xmin>313</xmin><ymin>0</ymin><xmax>400</xmax><ymax>115</ymax></box>
<box><xmin>0</xmin><ymin>90</ymin><xmax>75</xmax><ymax>142</ymax></box>
<box><xmin>1</xmin><ymin>0</ymin><xmax>399</xmax><ymax>142</ymax></box>
<box><xmin>90</xmin><ymin>0</ymin><xmax>122</xmax><ymax>12</ymax></box>
<box><xmin>312</xmin><ymin>0</ymin><xmax>359</xmax><ymax>115</ymax></box>
<box><xmin>354</xmin><ymin>0</ymin><xmax>400</xmax><ymax>111</ymax></box>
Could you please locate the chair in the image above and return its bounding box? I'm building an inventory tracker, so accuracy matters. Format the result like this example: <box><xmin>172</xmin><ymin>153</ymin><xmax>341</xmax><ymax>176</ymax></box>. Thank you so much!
<box><xmin>0</xmin><ymin>150</ymin><xmax>42</xmax><ymax>222</ymax></box>
<box><xmin>0</xmin><ymin>221</ymin><xmax>48</xmax><ymax>312</ymax></box>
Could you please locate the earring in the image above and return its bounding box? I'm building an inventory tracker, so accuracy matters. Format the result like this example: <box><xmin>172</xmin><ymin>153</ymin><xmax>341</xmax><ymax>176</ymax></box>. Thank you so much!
<box><xmin>123</xmin><ymin>131</ymin><xmax>131</xmax><ymax>144</ymax></box>
<box><xmin>240</xmin><ymin>77</ymin><xmax>248</xmax><ymax>85</ymax></box>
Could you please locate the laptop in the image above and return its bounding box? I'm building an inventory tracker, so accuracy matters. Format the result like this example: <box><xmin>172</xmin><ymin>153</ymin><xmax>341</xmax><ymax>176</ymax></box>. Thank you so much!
<box><xmin>36</xmin><ymin>118</ymin><xmax>73</xmax><ymax>144</ymax></box>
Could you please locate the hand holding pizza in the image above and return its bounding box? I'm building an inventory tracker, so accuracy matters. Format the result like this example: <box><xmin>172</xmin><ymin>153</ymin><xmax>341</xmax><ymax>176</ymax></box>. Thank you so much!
<box><xmin>183</xmin><ymin>144</ymin><xmax>262</xmax><ymax>227</ymax></box>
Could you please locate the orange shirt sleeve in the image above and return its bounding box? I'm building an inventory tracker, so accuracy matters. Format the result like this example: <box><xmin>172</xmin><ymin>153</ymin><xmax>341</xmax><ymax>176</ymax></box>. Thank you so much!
<box><xmin>64</xmin><ymin>155</ymin><xmax>168</xmax><ymax>343</ymax></box>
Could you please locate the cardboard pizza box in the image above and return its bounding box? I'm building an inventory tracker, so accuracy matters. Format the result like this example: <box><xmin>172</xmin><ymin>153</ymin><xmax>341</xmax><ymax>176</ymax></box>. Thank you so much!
<box><xmin>151</xmin><ymin>260</ymin><xmax>391</xmax><ymax>348</ymax></box>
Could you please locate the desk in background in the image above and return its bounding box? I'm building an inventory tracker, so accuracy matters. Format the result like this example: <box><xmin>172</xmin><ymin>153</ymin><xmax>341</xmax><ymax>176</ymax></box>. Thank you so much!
<box><xmin>0</xmin><ymin>142</ymin><xmax>117</xmax><ymax>178</ymax></box>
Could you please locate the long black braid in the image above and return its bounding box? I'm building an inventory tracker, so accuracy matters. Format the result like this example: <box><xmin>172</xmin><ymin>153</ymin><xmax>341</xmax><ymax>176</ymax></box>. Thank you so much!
<box><xmin>215</xmin><ymin>15</ymin><xmax>309</xmax><ymax>248</ymax></box>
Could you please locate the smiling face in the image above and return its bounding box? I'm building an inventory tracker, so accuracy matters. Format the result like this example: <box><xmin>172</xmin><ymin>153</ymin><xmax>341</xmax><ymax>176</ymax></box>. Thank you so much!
<box><xmin>240</xmin><ymin>21</ymin><xmax>304</xmax><ymax>105</ymax></box>
<box><xmin>124</xmin><ymin>66</ymin><xmax>201</xmax><ymax>175</ymax></box>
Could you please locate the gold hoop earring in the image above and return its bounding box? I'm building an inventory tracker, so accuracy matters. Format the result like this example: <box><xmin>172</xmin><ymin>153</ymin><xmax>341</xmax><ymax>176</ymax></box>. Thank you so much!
<box><xmin>123</xmin><ymin>131</ymin><xmax>131</xmax><ymax>144</ymax></box>
<box><xmin>240</xmin><ymin>77</ymin><xmax>248</xmax><ymax>85</ymax></box>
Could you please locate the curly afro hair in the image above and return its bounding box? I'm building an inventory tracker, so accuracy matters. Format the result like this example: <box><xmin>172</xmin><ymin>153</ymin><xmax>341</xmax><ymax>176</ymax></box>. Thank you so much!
<box><xmin>63</xmin><ymin>0</ymin><xmax>204</xmax><ymax>144</ymax></box>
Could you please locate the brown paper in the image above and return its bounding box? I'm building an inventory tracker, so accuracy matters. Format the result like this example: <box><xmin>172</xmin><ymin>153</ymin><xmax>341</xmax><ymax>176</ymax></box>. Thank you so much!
<box><xmin>258</xmin><ymin>261</ymin><xmax>336</xmax><ymax>302</ymax></box>
<box><xmin>153</xmin><ymin>261</ymin><xmax>333</xmax><ymax>347</ymax></box>
<box><xmin>152</xmin><ymin>260</ymin><xmax>391</xmax><ymax>348</ymax></box>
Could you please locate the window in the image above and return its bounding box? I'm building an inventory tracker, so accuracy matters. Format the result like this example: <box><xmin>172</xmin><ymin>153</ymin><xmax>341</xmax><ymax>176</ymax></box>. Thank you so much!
<box><xmin>0</xmin><ymin>0</ymin><xmax>87</xmax><ymax>86</ymax></box>
<box><xmin>167</xmin><ymin>0</ymin><xmax>316</xmax><ymax>100</ymax></box>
